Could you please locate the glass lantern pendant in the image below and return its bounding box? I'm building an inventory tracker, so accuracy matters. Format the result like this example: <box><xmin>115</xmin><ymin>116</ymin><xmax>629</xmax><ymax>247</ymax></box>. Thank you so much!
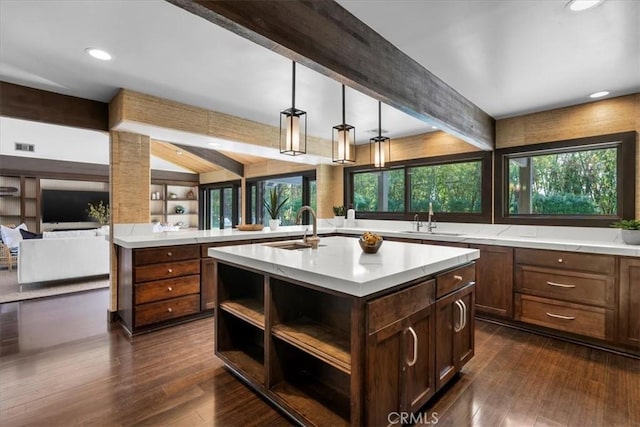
<box><xmin>280</xmin><ymin>61</ymin><xmax>307</xmax><ymax>156</ymax></box>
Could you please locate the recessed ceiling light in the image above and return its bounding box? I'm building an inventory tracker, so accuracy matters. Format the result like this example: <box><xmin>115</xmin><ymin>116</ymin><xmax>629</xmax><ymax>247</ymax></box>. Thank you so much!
<box><xmin>566</xmin><ymin>0</ymin><xmax>604</xmax><ymax>12</ymax></box>
<box><xmin>589</xmin><ymin>91</ymin><xmax>610</xmax><ymax>99</ymax></box>
<box><xmin>176</xmin><ymin>150</ymin><xmax>183</xmax><ymax>155</ymax></box>
<box><xmin>85</xmin><ymin>48</ymin><xmax>112</xmax><ymax>61</ymax></box>
<box><xmin>208</xmin><ymin>142</ymin><xmax>219</xmax><ymax>147</ymax></box>
<box><xmin>431</xmin><ymin>126</ymin><xmax>438</xmax><ymax>130</ymax></box>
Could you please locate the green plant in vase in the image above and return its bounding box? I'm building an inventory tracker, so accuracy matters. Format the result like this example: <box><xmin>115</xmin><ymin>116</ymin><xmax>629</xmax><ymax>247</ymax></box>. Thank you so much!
<box><xmin>87</xmin><ymin>201</ymin><xmax>110</xmax><ymax>225</ymax></box>
<box><xmin>611</xmin><ymin>218</ymin><xmax>640</xmax><ymax>245</ymax></box>
<box><xmin>263</xmin><ymin>187</ymin><xmax>288</xmax><ymax>231</ymax></box>
<box><xmin>333</xmin><ymin>205</ymin><xmax>345</xmax><ymax>227</ymax></box>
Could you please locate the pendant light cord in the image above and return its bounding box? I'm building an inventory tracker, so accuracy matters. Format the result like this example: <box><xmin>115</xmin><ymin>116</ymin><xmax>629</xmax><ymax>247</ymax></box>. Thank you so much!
<box><xmin>342</xmin><ymin>84</ymin><xmax>346</xmax><ymax>124</ymax></box>
<box><xmin>291</xmin><ymin>61</ymin><xmax>296</xmax><ymax>110</ymax></box>
<box><xmin>378</xmin><ymin>101</ymin><xmax>382</xmax><ymax>137</ymax></box>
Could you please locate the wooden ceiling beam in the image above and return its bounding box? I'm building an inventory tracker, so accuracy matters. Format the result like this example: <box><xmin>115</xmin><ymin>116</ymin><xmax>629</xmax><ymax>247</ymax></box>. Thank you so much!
<box><xmin>173</xmin><ymin>143</ymin><xmax>244</xmax><ymax>176</ymax></box>
<box><xmin>167</xmin><ymin>0</ymin><xmax>495</xmax><ymax>150</ymax></box>
<box><xmin>0</xmin><ymin>82</ymin><xmax>108</xmax><ymax>131</ymax></box>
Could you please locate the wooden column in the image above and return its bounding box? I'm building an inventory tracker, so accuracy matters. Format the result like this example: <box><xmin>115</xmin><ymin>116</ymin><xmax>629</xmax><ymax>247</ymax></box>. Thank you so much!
<box><xmin>109</xmin><ymin>131</ymin><xmax>151</xmax><ymax>311</ymax></box>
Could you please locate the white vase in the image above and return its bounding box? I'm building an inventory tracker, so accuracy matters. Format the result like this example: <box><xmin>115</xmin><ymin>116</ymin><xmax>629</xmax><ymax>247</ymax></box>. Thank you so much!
<box><xmin>621</xmin><ymin>229</ymin><xmax>640</xmax><ymax>245</ymax></box>
<box><xmin>269</xmin><ymin>219</ymin><xmax>280</xmax><ymax>231</ymax></box>
<box><xmin>334</xmin><ymin>216</ymin><xmax>344</xmax><ymax>227</ymax></box>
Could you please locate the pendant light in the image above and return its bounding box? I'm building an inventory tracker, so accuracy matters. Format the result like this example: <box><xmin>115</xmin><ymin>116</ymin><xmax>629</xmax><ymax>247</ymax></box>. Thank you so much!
<box><xmin>332</xmin><ymin>85</ymin><xmax>356</xmax><ymax>164</ymax></box>
<box><xmin>370</xmin><ymin>101</ymin><xmax>390</xmax><ymax>168</ymax></box>
<box><xmin>280</xmin><ymin>61</ymin><xmax>307</xmax><ymax>156</ymax></box>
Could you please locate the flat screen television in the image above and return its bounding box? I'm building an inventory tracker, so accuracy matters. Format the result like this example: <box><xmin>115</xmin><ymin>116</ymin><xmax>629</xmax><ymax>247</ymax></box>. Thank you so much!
<box><xmin>42</xmin><ymin>189</ymin><xmax>109</xmax><ymax>223</ymax></box>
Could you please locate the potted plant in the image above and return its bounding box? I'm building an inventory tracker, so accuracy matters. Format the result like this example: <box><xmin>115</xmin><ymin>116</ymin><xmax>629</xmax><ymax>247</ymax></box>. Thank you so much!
<box><xmin>611</xmin><ymin>219</ymin><xmax>640</xmax><ymax>245</ymax></box>
<box><xmin>87</xmin><ymin>201</ymin><xmax>110</xmax><ymax>227</ymax></box>
<box><xmin>333</xmin><ymin>205</ymin><xmax>345</xmax><ymax>227</ymax></box>
<box><xmin>263</xmin><ymin>187</ymin><xmax>288</xmax><ymax>231</ymax></box>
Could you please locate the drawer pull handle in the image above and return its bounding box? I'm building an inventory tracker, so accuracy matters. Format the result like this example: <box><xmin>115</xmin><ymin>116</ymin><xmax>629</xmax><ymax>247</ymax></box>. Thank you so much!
<box><xmin>167</xmin><ymin>252</ymin><xmax>172</xmax><ymax>257</ymax></box>
<box><xmin>167</xmin><ymin>307</ymin><xmax>173</xmax><ymax>313</ymax></box>
<box><xmin>547</xmin><ymin>281</ymin><xmax>575</xmax><ymax>289</ymax></box>
<box><xmin>168</xmin><ymin>269</ymin><xmax>173</xmax><ymax>273</ymax></box>
<box><xmin>546</xmin><ymin>312</ymin><xmax>575</xmax><ymax>321</ymax></box>
<box><xmin>453</xmin><ymin>275</ymin><xmax>463</xmax><ymax>281</ymax></box>
<box><xmin>558</xmin><ymin>258</ymin><xmax>563</xmax><ymax>263</ymax></box>
<box><xmin>167</xmin><ymin>287</ymin><xmax>173</xmax><ymax>292</ymax></box>
<box><xmin>406</xmin><ymin>326</ymin><xmax>418</xmax><ymax>367</ymax></box>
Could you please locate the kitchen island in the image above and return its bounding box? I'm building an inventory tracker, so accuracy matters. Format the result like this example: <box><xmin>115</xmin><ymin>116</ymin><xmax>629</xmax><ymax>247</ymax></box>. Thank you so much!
<box><xmin>208</xmin><ymin>236</ymin><xmax>479</xmax><ymax>426</ymax></box>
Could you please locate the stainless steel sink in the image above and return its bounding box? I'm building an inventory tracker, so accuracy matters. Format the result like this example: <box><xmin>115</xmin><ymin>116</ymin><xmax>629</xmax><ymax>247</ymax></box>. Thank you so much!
<box><xmin>262</xmin><ymin>240</ymin><xmax>313</xmax><ymax>250</ymax></box>
<box><xmin>401</xmin><ymin>231</ymin><xmax>464</xmax><ymax>236</ymax></box>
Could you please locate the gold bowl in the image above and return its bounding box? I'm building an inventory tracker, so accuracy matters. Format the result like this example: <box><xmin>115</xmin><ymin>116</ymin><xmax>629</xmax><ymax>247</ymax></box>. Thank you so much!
<box><xmin>359</xmin><ymin>237</ymin><xmax>383</xmax><ymax>254</ymax></box>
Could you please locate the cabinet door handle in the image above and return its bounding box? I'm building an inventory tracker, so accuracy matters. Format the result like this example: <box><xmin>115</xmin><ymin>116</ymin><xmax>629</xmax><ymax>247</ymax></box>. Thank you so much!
<box><xmin>460</xmin><ymin>300</ymin><xmax>467</xmax><ymax>330</ymax></box>
<box><xmin>546</xmin><ymin>281</ymin><xmax>575</xmax><ymax>289</ymax></box>
<box><xmin>406</xmin><ymin>326</ymin><xmax>418</xmax><ymax>367</ymax></box>
<box><xmin>546</xmin><ymin>312</ymin><xmax>575</xmax><ymax>320</ymax></box>
<box><xmin>167</xmin><ymin>307</ymin><xmax>173</xmax><ymax>313</ymax></box>
<box><xmin>167</xmin><ymin>286</ymin><xmax>173</xmax><ymax>292</ymax></box>
<box><xmin>454</xmin><ymin>300</ymin><xmax>464</xmax><ymax>332</ymax></box>
<box><xmin>168</xmin><ymin>269</ymin><xmax>173</xmax><ymax>273</ymax></box>
<box><xmin>453</xmin><ymin>275</ymin><xmax>463</xmax><ymax>281</ymax></box>
<box><xmin>167</xmin><ymin>252</ymin><xmax>172</xmax><ymax>257</ymax></box>
<box><xmin>558</xmin><ymin>258</ymin><xmax>563</xmax><ymax>263</ymax></box>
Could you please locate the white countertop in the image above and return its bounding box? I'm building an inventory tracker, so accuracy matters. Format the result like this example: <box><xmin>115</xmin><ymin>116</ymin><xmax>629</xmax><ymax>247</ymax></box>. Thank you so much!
<box><xmin>208</xmin><ymin>236</ymin><xmax>479</xmax><ymax>297</ymax></box>
<box><xmin>112</xmin><ymin>221</ymin><xmax>640</xmax><ymax>257</ymax></box>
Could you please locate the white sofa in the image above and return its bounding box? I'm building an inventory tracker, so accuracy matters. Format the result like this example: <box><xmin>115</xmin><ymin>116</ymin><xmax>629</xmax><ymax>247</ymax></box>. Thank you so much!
<box><xmin>18</xmin><ymin>230</ymin><xmax>110</xmax><ymax>284</ymax></box>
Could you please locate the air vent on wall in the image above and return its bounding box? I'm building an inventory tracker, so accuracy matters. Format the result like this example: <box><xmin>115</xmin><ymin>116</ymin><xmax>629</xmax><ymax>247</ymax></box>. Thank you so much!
<box><xmin>15</xmin><ymin>142</ymin><xmax>35</xmax><ymax>152</ymax></box>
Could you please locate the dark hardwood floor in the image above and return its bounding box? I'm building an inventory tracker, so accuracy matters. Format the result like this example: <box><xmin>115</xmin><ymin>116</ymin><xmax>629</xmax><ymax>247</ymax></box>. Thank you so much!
<box><xmin>0</xmin><ymin>289</ymin><xmax>638</xmax><ymax>427</ymax></box>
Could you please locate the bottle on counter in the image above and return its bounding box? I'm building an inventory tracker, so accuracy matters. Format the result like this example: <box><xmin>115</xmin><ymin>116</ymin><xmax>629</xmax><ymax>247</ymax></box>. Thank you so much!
<box><xmin>346</xmin><ymin>204</ymin><xmax>356</xmax><ymax>227</ymax></box>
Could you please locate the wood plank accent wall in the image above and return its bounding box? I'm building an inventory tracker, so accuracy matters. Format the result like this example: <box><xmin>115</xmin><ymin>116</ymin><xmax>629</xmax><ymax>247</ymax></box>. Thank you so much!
<box><xmin>496</xmin><ymin>93</ymin><xmax>640</xmax><ymax>218</ymax></box>
<box><xmin>109</xmin><ymin>131</ymin><xmax>150</xmax><ymax>311</ymax></box>
<box><xmin>0</xmin><ymin>82</ymin><xmax>109</xmax><ymax>131</ymax></box>
<box><xmin>354</xmin><ymin>131</ymin><xmax>480</xmax><ymax>166</ymax></box>
<box><xmin>110</xmin><ymin>89</ymin><xmax>333</xmax><ymax>161</ymax></box>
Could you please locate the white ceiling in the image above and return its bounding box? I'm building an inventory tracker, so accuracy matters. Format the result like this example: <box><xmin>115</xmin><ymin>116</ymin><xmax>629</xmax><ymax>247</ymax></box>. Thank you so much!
<box><xmin>0</xmin><ymin>0</ymin><xmax>638</xmax><ymax>164</ymax></box>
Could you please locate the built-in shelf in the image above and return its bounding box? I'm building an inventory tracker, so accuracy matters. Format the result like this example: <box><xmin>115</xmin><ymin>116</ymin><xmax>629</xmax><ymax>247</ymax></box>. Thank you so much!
<box><xmin>149</xmin><ymin>182</ymin><xmax>198</xmax><ymax>228</ymax></box>
<box><xmin>219</xmin><ymin>299</ymin><xmax>265</xmax><ymax>329</ymax></box>
<box><xmin>272</xmin><ymin>317</ymin><xmax>351</xmax><ymax>374</ymax></box>
<box><xmin>271</xmin><ymin>378</ymin><xmax>350</xmax><ymax>426</ymax></box>
<box><xmin>220</xmin><ymin>349</ymin><xmax>264</xmax><ymax>384</ymax></box>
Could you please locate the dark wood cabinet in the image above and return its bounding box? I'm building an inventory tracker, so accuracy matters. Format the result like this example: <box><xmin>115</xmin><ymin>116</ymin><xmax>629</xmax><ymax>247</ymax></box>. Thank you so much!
<box><xmin>366</xmin><ymin>280</ymin><xmax>435</xmax><ymax>426</ymax></box>
<box><xmin>471</xmin><ymin>244</ymin><xmax>513</xmax><ymax>318</ymax></box>
<box><xmin>514</xmin><ymin>248</ymin><xmax>616</xmax><ymax>343</ymax></box>
<box><xmin>618</xmin><ymin>257</ymin><xmax>640</xmax><ymax>349</ymax></box>
<box><xmin>434</xmin><ymin>264</ymin><xmax>475</xmax><ymax>391</ymax></box>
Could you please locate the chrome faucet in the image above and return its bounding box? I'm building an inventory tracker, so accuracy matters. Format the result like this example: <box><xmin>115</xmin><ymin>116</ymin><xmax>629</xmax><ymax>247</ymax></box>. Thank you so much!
<box><xmin>413</xmin><ymin>213</ymin><xmax>423</xmax><ymax>232</ymax></box>
<box><xmin>427</xmin><ymin>206</ymin><xmax>437</xmax><ymax>233</ymax></box>
<box><xmin>296</xmin><ymin>205</ymin><xmax>320</xmax><ymax>248</ymax></box>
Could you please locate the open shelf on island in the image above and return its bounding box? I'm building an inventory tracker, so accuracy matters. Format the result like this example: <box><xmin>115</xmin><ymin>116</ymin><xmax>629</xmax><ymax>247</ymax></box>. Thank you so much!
<box><xmin>272</xmin><ymin>317</ymin><xmax>350</xmax><ymax>374</ymax></box>
<box><xmin>219</xmin><ymin>298</ymin><xmax>265</xmax><ymax>329</ymax></box>
<box><xmin>217</xmin><ymin>311</ymin><xmax>265</xmax><ymax>384</ymax></box>
<box><xmin>270</xmin><ymin>339</ymin><xmax>350</xmax><ymax>426</ymax></box>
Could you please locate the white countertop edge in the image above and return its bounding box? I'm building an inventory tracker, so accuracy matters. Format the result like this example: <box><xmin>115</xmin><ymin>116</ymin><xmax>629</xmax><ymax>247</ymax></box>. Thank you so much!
<box><xmin>112</xmin><ymin>224</ymin><xmax>640</xmax><ymax>256</ymax></box>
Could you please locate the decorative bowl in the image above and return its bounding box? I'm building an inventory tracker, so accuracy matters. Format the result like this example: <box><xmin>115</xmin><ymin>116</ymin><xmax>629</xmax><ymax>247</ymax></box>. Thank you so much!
<box><xmin>175</xmin><ymin>205</ymin><xmax>185</xmax><ymax>214</ymax></box>
<box><xmin>359</xmin><ymin>237</ymin><xmax>383</xmax><ymax>254</ymax></box>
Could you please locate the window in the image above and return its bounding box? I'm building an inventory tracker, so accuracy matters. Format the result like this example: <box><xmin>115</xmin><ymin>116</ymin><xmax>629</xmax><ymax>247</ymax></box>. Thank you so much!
<box><xmin>496</xmin><ymin>132</ymin><xmax>636</xmax><ymax>226</ymax></box>
<box><xmin>346</xmin><ymin>152</ymin><xmax>491</xmax><ymax>222</ymax></box>
<box><xmin>200</xmin><ymin>181</ymin><xmax>241</xmax><ymax>229</ymax></box>
<box><xmin>247</xmin><ymin>171</ymin><xmax>316</xmax><ymax>226</ymax></box>
<box><xmin>409</xmin><ymin>161</ymin><xmax>482</xmax><ymax>213</ymax></box>
<box><xmin>353</xmin><ymin>169</ymin><xmax>404</xmax><ymax>212</ymax></box>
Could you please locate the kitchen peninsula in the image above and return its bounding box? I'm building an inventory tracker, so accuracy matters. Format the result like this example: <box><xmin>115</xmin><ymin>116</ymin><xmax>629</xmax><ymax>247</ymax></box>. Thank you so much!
<box><xmin>208</xmin><ymin>236</ymin><xmax>479</xmax><ymax>426</ymax></box>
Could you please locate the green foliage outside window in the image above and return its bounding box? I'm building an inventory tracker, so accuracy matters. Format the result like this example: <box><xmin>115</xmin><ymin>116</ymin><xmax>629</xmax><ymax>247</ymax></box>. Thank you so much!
<box><xmin>410</xmin><ymin>161</ymin><xmax>481</xmax><ymax>213</ymax></box>
<box><xmin>353</xmin><ymin>169</ymin><xmax>404</xmax><ymax>212</ymax></box>
<box><xmin>508</xmin><ymin>146</ymin><xmax>617</xmax><ymax>215</ymax></box>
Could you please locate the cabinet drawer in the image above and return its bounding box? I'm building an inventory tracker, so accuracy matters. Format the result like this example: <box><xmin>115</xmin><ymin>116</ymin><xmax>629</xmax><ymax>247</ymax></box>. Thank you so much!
<box><xmin>135</xmin><ymin>275</ymin><xmax>200</xmax><ymax>305</ymax></box>
<box><xmin>515</xmin><ymin>294</ymin><xmax>613</xmax><ymax>341</ymax></box>
<box><xmin>517</xmin><ymin>265</ymin><xmax>614</xmax><ymax>308</ymax></box>
<box><xmin>135</xmin><ymin>294</ymin><xmax>200</xmax><ymax>327</ymax></box>
<box><xmin>135</xmin><ymin>260</ymin><xmax>200</xmax><ymax>283</ymax></box>
<box><xmin>515</xmin><ymin>248</ymin><xmax>615</xmax><ymax>275</ymax></box>
<box><xmin>135</xmin><ymin>245</ymin><xmax>199</xmax><ymax>266</ymax></box>
<box><xmin>436</xmin><ymin>263</ymin><xmax>476</xmax><ymax>298</ymax></box>
<box><xmin>368</xmin><ymin>279</ymin><xmax>435</xmax><ymax>334</ymax></box>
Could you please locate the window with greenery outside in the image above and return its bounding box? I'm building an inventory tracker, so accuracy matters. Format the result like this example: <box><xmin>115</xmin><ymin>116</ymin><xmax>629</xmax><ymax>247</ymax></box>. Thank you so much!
<box><xmin>410</xmin><ymin>161</ymin><xmax>481</xmax><ymax>213</ymax></box>
<box><xmin>507</xmin><ymin>145</ymin><xmax>617</xmax><ymax>216</ymax></box>
<box><xmin>353</xmin><ymin>169</ymin><xmax>404</xmax><ymax>212</ymax></box>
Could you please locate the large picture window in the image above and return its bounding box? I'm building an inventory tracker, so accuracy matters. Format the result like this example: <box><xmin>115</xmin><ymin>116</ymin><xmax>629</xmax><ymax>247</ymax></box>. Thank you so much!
<box><xmin>346</xmin><ymin>152</ymin><xmax>491</xmax><ymax>222</ymax></box>
<box><xmin>496</xmin><ymin>132</ymin><xmax>636</xmax><ymax>226</ymax></box>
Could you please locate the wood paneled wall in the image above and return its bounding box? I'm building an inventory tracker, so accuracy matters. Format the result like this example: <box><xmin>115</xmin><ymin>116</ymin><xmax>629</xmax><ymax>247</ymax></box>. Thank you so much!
<box><xmin>354</xmin><ymin>130</ymin><xmax>480</xmax><ymax>165</ymax></box>
<box><xmin>496</xmin><ymin>94</ymin><xmax>640</xmax><ymax>218</ymax></box>
<box><xmin>109</xmin><ymin>131</ymin><xmax>150</xmax><ymax>311</ymax></box>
